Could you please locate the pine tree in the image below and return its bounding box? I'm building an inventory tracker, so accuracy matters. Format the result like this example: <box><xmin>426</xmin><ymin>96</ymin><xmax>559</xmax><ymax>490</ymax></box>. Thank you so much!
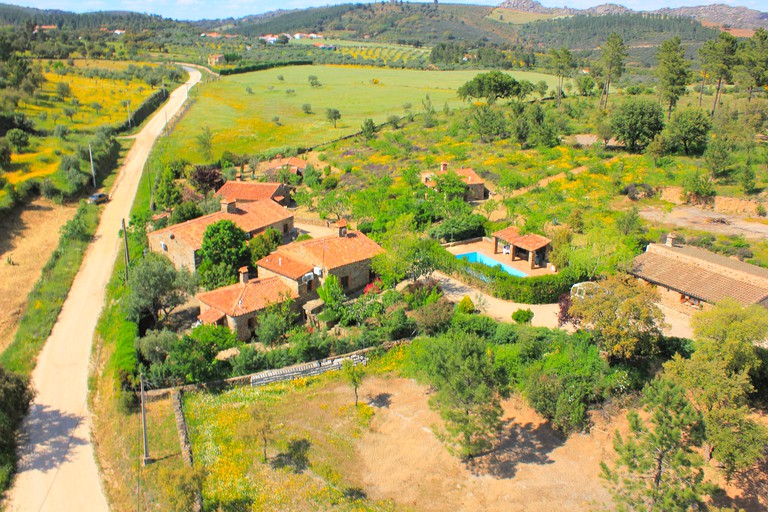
<box><xmin>599</xmin><ymin>32</ymin><xmax>627</xmax><ymax>110</ymax></box>
<box><xmin>656</xmin><ymin>37</ymin><xmax>691</xmax><ymax>119</ymax></box>
<box><xmin>601</xmin><ymin>379</ymin><xmax>714</xmax><ymax>511</ymax></box>
<box><xmin>698</xmin><ymin>32</ymin><xmax>738</xmax><ymax>116</ymax></box>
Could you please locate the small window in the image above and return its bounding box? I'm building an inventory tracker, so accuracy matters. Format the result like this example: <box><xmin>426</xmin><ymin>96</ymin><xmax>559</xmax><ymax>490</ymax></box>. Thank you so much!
<box><xmin>160</xmin><ymin>241</ymin><xmax>168</xmax><ymax>251</ymax></box>
<box><xmin>340</xmin><ymin>276</ymin><xmax>349</xmax><ymax>289</ymax></box>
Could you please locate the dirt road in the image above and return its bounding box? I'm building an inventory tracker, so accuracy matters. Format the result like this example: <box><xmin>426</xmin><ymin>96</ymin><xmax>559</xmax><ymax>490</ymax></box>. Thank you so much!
<box><xmin>640</xmin><ymin>205</ymin><xmax>768</xmax><ymax>240</ymax></box>
<box><xmin>4</xmin><ymin>68</ymin><xmax>201</xmax><ymax>512</ymax></box>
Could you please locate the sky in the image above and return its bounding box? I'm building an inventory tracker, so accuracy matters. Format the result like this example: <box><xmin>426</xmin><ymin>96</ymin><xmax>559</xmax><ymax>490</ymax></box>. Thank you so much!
<box><xmin>15</xmin><ymin>0</ymin><xmax>765</xmax><ymax>22</ymax></box>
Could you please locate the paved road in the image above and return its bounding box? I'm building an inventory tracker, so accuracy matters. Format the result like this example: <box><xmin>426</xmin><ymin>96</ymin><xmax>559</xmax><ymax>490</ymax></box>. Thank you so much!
<box><xmin>4</xmin><ymin>67</ymin><xmax>201</xmax><ymax>512</ymax></box>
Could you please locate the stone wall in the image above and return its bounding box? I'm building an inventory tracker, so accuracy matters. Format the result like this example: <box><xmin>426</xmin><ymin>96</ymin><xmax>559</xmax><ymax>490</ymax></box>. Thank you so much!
<box><xmin>659</xmin><ymin>186</ymin><xmax>685</xmax><ymax>205</ymax></box>
<box><xmin>148</xmin><ymin>231</ymin><xmax>196</xmax><ymax>271</ymax></box>
<box><xmin>713</xmin><ymin>196</ymin><xmax>762</xmax><ymax>215</ymax></box>
<box><xmin>331</xmin><ymin>260</ymin><xmax>373</xmax><ymax>294</ymax></box>
<box><xmin>170</xmin><ymin>390</ymin><xmax>203</xmax><ymax>512</ymax></box>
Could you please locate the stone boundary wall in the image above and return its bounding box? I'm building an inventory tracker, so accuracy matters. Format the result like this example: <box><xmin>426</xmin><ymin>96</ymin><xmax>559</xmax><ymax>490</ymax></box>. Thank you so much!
<box><xmin>170</xmin><ymin>389</ymin><xmax>203</xmax><ymax>512</ymax></box>
<box><xmin>441</xmin><ymin>237</ymin><xmax>484</xmax><ymax>248</ymax></box>
<box><xmin>294</xmin><ymin>216</ymin><xmax>330</xmax><ymax>227</ymax></box>
<box><xmin>145</xmin><ymin>340</ymin><xmax>412</xmax><ymax>401</ymax></box>
<box><xmin>658</xmin><ymin>186</ymin><xmax>765</xmax><ymax>215</ymax></box>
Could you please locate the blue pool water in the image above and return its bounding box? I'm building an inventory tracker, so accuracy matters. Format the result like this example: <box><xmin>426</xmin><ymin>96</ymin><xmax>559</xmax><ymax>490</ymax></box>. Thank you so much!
<box><xmin>455</xmin><ymin>252</ymin><xmax>528</xmax><ymax>278</ymax></box>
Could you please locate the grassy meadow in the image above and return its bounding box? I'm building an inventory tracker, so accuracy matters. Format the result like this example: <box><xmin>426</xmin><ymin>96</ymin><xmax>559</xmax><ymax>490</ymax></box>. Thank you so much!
<box><xmin>164</xmin><ymin>65</ymin><xmax>559</xmax><ymax>161</ymax></box>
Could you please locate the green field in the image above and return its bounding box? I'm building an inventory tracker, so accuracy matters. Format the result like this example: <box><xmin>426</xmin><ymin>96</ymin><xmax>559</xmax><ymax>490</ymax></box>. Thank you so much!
<box><xmin>165</xmin><ymin>65</ymin><xmax>558</xmax><ymax>161</ymax></box>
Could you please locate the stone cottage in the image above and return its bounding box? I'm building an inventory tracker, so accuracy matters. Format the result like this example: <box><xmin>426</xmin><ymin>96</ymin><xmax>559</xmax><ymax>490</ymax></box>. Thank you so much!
<box><xmin>257</xmin><ymin>223</ymin><xmax>384</xmax><ymax>302</ymax></box>
<box><xmin>422</xmin><ymin>162</ymin><xmax>488</xmax><ymax>201</ymax></box>
<box><xmin>196</xmin><ymin>269</ymin><xmax>299</xmax><ymax>341</ymax></box>
<box><xmin>148</xmin><ymin>199</ymin><xmax>294</xmax><ymax>271</ymax></box>
<box><xmin>630</xmin><ymin>234</ymin><xmax>768</xmax><ymax>312</ymax></box>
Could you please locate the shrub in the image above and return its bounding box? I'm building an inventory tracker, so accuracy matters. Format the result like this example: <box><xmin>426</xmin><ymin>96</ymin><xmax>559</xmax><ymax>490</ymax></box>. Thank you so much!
<box><xmin>456</xmin><ymin>295</ymin><xmax>475</xmax><ymax>314</ymax></box>
<box><xmin>385</xmin><ymin>308</ymin><xmax>417</xmax><ymax>340</ymax></box>
<box><xmin>451</xmin><ymin>313</ymin><xmax>498</xmax><ymax>338</ymax></box>
<box><xmin>0</xmin><ymin>366</ymin><xmax>34</xmax><ymax>490</ymax></box>
<box><xmin>512</xmin><ymin>308</ymin><xmax>534</xmax><ymax>324</ymax></box>
<box><xmin>429</xmin><ymin>213</ymin><xmax>487</xmax><ymax>242</ymax></box>
<box><xmin>412</xmin><ymin>298</ymin><xmax>454</xmax><ymax>335</ymax></box>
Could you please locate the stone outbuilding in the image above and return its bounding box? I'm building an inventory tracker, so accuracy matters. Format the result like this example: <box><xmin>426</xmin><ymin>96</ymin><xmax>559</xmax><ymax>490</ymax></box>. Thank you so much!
<box><xmin>492</xmin><ymin>226</ymin><xmax>552</xmax><ymax>270</ymax></box>
<box><xmin>148</xmin><ymin>199</ymin><xmax>294</xmax><ymax>271</ymax></box>
<box><xmin>630</xmin><ymin>236</ymin><xmax>768</xmax><ymax>311</ymax></box>
<box><xmin>196</xmin><ymin>269</ymin><xmax>299</xmax><ymax>341</ymax></box>
<box><xmin>422</xmin><ymin>162</ymin><xmax>488</xmax><ymax>201</ymax></box>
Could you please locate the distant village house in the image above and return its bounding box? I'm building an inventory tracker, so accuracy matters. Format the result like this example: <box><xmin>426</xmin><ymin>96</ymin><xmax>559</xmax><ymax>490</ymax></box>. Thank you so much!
<box><xmin>207</xmin><ymin>54</ymin><xmax>225</xmax><ymax>66</ymax></box>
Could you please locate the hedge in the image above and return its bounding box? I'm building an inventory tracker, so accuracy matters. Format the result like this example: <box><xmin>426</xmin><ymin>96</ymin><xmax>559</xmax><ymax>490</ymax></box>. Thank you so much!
<box><xmin>113</xmin><ymin>87</ymin><xmax>169</xmax><ymax>133</ymax></box>
<box><xmin>446</xmin><ymin>256</ymin><xmax>585</xmax><ymax>304</ymax></box>
<box><xmin>216</xmin><ymin>60</ymin><xmax>313</xmax><ymax>76</ymax></box>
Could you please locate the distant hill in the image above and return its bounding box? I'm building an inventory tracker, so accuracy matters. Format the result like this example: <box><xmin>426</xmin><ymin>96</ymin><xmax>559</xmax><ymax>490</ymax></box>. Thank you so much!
<box><xmin>497</xmin><ymin>0</ymin><xmax>768</xmax><ymax>30</ymax></box>
<box><xmin>0</xmin><ymin>2</ymin><xmax>178</xmax><ymax>30</ymax></box>
<box><xmin>227</xmin><ymin>3</ymin><xmax>521</xmax><ymax>45</ymax></box>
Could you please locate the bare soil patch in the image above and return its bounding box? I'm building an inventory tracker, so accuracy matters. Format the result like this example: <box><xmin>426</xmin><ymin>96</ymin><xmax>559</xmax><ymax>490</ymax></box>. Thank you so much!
<box><xmin>355</xmin><ymin>376</ymin><xmax>767</xmax><ymax>512</ymax></box>
<box><xmin>0</xmin><ymin>198</ymin><xmax>76</xmax><ymax>353</ymax></box>
<box><xmin>640</xmin><ymin>205</ymin><xmax>768</xmax><ymax>240</ymax></box>
<box><xmin>357</xmin><ymin>377</ymin><xmax>614</xmax><ymax>512</ymax></box>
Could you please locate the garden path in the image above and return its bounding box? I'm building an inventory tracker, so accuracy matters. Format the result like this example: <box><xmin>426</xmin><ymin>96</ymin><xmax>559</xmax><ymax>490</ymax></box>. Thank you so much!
<box><xmin>4</xmin><ymin>67</ymin><xmax>202</xmax><ymax>512</ymax></box>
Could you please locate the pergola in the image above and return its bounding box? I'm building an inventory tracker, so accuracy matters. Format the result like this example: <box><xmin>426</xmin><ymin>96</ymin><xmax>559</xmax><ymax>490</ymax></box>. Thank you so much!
<box><xmin>492</xmin><ymin>226</ymin><xmax>552</xmax><ymax>270</ymax></box>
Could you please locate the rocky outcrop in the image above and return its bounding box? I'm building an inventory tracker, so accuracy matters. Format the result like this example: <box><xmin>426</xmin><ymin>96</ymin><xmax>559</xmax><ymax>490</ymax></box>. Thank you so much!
<box><xmin>496</xmin><ymin>0</ymin><xmax>768</xmax><ymax>30</ymax></box>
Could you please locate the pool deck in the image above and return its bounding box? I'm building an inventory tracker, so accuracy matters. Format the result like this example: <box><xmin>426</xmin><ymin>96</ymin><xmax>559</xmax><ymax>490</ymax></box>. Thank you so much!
<box><xmin>446</xmin><ymin>239</ymin><xmax>556</xmax><ymax>278</ymax></box>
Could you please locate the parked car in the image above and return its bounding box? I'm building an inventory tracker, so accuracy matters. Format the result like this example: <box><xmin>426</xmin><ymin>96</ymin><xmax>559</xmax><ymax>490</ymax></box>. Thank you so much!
<box><xmin>87</xmin><ymin>193</ymin><xmax>108</xmax><ymax>204</ymax></box>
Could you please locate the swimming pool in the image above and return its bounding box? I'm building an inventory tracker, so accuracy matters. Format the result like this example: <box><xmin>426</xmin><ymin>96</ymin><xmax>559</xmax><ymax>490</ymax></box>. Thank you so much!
<box><xmin>455</xmin><ymin>252</ymin><xmax>528</xmax><ymax>278</ymax></box>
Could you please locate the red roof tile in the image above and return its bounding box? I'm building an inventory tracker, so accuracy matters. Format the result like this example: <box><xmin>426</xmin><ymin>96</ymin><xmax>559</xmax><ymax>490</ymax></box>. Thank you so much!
<box><xmin>257</xmin><ymin>231</ymin><xmax>383</xmax><ymax>279</ymax></box>
<box><xmin>197</xmin><ymin>277</ymin><xmax>298</xmax><ymax>317</ymax></box>
<box><xmin>258</xmin><ymin>253</ymin><xmax>314</xmax><ymax>280</ymax></box>
<box><xmin>199</xmin><ymin>307</ymin><xmax>226</xmax><ymax>324</ymax></box>
<box><xmin>151</xmin><ymin>200</ymin><xmax>292</xmax><ymax>250</ymax></box>
<box><xmin>215</xmin><ymin>182</ymin><xmax>282</xmax><ymax>202</ymax></box>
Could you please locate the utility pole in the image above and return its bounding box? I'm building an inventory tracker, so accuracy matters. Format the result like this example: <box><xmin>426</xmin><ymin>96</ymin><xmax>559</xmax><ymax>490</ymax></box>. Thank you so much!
<box><xmin>88</xmin><ymin>144</ymin><xmax>96</xmax><ymax>188</ymax></box>
<box><xmin>121</xmin><ymin>218</ymin><xmax>130</xmax><ymax>282</ymax></box>
<box><xmin>140</xmin><ymin>373</ymin><xmax>151</xmax><ymax>466</ymax></box>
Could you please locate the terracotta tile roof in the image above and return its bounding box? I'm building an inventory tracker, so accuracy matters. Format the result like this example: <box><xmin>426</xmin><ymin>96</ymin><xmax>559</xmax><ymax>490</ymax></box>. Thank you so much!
<box><xmin>453</xmin><ymin>167</ymin><xmax>485</xmax><ymax>185</ymax></box>
<box><xmin>199</xmin><ymin>307</ymin><xmax>226</xmax><ymax>324</ymax></box>
<box><xmin>493</xmin><ymin>226</ymin><xmax>551</xmax><ymax>252</ymax></box>
<box><xmin>215</xmin><ymin>182</ymin><xmax>282</xmax><ymax>202</ymax></box>
<box><xmin>258</xmin><ymin>253</ymin><xmax>314</xmax><ymax>280</ymax></box>
<box><xmin>197</xmin><ymin>277</ymin><xmax>298</xmax><ymax>318</ymax></box>
<box><xmin>257</xmin><ymin>231</ymin><xmax>383</xmax><ymax>279</ymax></box>
<box><xmin>630</xmin><ymin>244</ymin><xmax>768</xmax><ymax>306</ymax></box>
<box><xmin>266</xmin><ymin>156</ymin><xmax>308</xmax><ymax>171</ymax></box>
<box><xmin>151</xmin><ymin>200</ymin><xmax>292</xmax><ymax>250</ymax></box>
<box><xmin>425</xmin><ymin>167</ymin><xmax>485</xmax><ymax>186</ymax></box>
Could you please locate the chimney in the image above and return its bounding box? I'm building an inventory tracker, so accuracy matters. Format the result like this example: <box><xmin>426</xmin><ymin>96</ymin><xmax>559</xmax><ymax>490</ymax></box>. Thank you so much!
<box><xmin>440</xmin><ymin>162</ymin><xmax>448</xmax><ymax>173</ymax></box>
<box><xmin>220</xmin><ymin>199</ymin><xmax>237</xmax><ymax>213</ymax></box>
<box><xmin>666</xmin><ymin>232</ymin><xmax>678</xmax><ymax>247</ymax></box>
<box><xmin>335</xmin><ymin>218</ymin><xmax>348</xmax><ymax>237</ymax></box>
<box><xmin>278</xmin><ymin>257</ymin><xmax>282</xmax><ymax>266</ymax></box>
<box><xmin>238</xmin><ymin>266</ymin><xmax>249</xmax><ymax>284</ymax></box>
<box><xmin>235</xmin><ymin>172</ymin><xmax>242</xmax><ymax>181</ymax></box>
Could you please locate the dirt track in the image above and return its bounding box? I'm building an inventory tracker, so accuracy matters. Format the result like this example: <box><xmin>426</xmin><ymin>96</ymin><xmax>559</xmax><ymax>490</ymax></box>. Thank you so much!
<box><xmin>3</xmin><ymin>68</ymin><xmax>201</xmax><ymax>512</ymax></box>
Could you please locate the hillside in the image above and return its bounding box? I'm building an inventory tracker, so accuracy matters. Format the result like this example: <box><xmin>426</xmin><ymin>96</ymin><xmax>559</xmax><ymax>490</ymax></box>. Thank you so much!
<box><xmin>0</xmin><ymin>2</ymin><xmax>178</xmax><ymax>30</ymax></box>
<box><xmin>228</xmin><ymin>3</ymin><xmax>521</xmax><ymax>45</ymax></box>
<box><xmin>498</xmin><ymin>0</ymin><xmax>768</xmax><ymax>29</ymax></box>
